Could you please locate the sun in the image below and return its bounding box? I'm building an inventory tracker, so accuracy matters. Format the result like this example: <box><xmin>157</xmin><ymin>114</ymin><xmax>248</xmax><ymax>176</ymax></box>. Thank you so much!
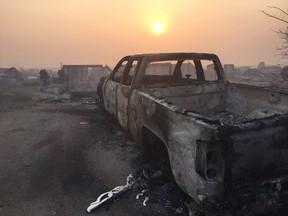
<box><xmin>153</xmin><ymin>21</ymin><xmax>164</xmax><ymax>34</ymax></box>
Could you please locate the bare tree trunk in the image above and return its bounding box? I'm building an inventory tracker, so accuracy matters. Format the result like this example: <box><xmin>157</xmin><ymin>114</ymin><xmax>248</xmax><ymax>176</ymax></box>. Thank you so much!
<box><xmin>262</xmin><ymin>6</ymin><xmax>288</xmax><ymax>61</ymax></box>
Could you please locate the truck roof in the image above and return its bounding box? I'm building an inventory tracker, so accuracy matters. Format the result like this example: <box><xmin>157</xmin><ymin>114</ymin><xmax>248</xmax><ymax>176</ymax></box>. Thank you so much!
<box><xmin>127</xmin><ymin>52</ymin><xmax>220</xmax><ymax>61</ymax></box>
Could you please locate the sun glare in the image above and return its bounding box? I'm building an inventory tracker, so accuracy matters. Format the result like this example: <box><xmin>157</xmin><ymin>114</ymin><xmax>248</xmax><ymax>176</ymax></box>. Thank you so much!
<box><xmin>153</xmin><ymin>21</ymin><xmax>164</xmax><ymax>34</ymax></box>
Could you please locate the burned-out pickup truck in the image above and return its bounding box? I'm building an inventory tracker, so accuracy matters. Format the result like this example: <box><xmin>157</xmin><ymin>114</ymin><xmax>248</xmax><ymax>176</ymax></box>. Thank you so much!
<box><xmin>100</xmin><ymin>53</ymin><xmax>288</xmax><ymax>215</ymax></box>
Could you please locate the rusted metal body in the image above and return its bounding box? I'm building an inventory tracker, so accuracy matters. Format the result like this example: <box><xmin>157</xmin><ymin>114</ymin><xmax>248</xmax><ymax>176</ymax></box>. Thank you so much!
<box><xmin>100</xmin><ymin>53</ymin><xmax>288</xmax><ymax>214</ymax></box>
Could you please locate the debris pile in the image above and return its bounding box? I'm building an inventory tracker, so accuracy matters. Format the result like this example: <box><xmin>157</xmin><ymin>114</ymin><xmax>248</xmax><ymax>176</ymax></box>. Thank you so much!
<box><xmin>205</xmin><ymin>111</ymin><xmax>249</xmax><ymax>125</ymax></box>
<box><xmin>87</xmin><ymin>174</ymin><xmax>135</xmax><ymax>213</ymax></box>
<box><xmin>32</xmin><ymin>84</ymin><xmax>71</xmax><ymax>103</ymax></box>
<box><xmin>132</xmin><ymin>168</ymin><xmax>189</xmax><ymax>214</ymax></box>
<box><xmin>0</xmin><ymin>67</ymin><xmax>27</xmax><ymax>84</ymax></box>
<box><xmin>32</xmin><ymin>92</ymin><xmax>71</xmax><ymax>103</ymax></box>
<box><xmin>86</xmin><ymin>168</ymin><xmax>189</xmax><ymax>215</ymax></box>
<box><xmin>80</xmin><ymin>97</ymin><xmax>96</xmax><ymax>105</ymax></box>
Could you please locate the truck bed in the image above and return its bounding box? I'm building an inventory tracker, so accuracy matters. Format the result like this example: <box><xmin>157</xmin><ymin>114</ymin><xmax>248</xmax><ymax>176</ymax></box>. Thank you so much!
<box><xmin>141</xmin><ymin>82</ymin><xmax>288</xmax><ymax>125</ymax></box>
<box><xmin>141</xmin><ymin>82</ymin><xmax>288</xmax><ymax>189</ymax></box>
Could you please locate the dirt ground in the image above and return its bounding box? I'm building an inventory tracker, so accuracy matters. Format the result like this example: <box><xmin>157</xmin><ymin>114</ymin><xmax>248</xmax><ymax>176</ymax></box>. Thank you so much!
<box><xmin>0</xmin><ymin>84</ymin><xmax>188</xmax><ymax>216</ymax></box>
<box><xmin>1</xmin><ymin>83</ymin><xmax>288</xmax><ymax>216</ymax></box>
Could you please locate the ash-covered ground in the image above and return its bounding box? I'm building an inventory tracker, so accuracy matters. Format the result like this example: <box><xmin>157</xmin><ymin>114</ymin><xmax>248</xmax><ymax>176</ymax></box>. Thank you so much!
<box><xmin>1</xmin><ymin>83</ymin><xmax>288</xmax><ymax>216</ymax></box>
<box><xmin>0</xmin><ymin>84</ymin><xmax>189</xmax><ymax>216</ymax></box>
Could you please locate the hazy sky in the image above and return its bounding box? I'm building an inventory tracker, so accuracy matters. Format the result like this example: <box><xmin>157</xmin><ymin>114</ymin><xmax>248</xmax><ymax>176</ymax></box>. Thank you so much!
<box><xmin>0</xmin><ymin>0</ymin><xmax>287</xmax><ymax>68</ymax></box>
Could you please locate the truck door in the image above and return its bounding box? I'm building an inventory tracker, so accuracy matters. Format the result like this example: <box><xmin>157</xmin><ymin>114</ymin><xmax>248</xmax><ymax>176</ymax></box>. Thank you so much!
<box><xmin>103</xmin><ymin>56</ymin><xmax>130</xmax><ymax>118</ymax></box>
<box><xmin>116</xmin><ymin>57</ymin><xmax>140</xmax><ymax>130</ymax></box>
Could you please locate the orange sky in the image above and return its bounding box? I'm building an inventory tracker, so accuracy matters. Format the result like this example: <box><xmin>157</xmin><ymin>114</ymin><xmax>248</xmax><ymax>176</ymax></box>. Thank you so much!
<box><xmin>0</xmin><ymin>0</ymin><xmax>287</xmax><ymax>69</ymax></box>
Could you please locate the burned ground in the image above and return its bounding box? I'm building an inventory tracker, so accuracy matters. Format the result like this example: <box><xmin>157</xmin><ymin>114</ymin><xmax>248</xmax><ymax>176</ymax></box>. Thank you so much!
<box><xmin>1</xmin><ymin>84</ymin><xmax>288</xmax><ymax>216</ymax></box>
<box><xmin>0</xmin><ymin>84</ymin><xmax>188</xmax><ymax>216</ymax></box>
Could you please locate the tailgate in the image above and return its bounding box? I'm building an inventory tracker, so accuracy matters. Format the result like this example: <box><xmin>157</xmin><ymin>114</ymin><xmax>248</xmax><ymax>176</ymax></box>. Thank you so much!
<box><xmin>226</xmin><ymin>125</ymin><xmax>288</xmax><ymax>188</ymax></box>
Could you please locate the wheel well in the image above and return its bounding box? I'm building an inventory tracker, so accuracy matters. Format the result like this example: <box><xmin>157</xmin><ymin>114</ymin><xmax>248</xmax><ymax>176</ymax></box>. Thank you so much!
<box><xmin>141</xmin><ymin>127</ymin><xmax>172</xmax><ymax>178</ymax></box>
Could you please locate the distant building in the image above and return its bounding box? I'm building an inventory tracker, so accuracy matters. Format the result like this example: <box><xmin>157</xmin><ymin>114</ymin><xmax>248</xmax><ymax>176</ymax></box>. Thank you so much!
<box><xmin>0</xmin><ymin>67</ymin><xmax>27</xmax><ymax>84</ymax></box>
<box><xmin>181</xmin><ymin>63</ymin><xmax>196</xmax><ymax>79</ymax></box>
<box><xmin>221</xmin><ymin>61</ymin><xmax>285</xmax><ymax>87</ymax></box>
<box><xmin>223</xmin><ymin>64</ymin><xmax>235</xmax><ymax>80</ymax></box>
<box><xmin>206</xmin><ymin>64</ymin><xmax>218</xmax><ymax>80</ymax></box>
<box><xmin>146</xmin><ymin>63</ymin><xmax>173</xmax><ymax>75</ymax></box>
<box><xmin>62</xmin><ymin>65</ymin><xmax>111</xmax><ymax>94</ymax></box>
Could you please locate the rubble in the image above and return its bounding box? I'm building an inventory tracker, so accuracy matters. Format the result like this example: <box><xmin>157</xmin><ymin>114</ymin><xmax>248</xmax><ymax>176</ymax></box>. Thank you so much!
<box><xmin>80</xmin><ymin>97</ymin><xmax>96</xmax><ymax>104</ymax></box>
<box><xmin>32</xmin><ymin>83</ymin><xmax>71</xmax><ymax>103</ymax></box>
<box><xmin>86</xmin><ymin>167</ymin><xmax>189</xmax><ymax>214</ymax></box>
<box><xmin>86</xmin><ymin>174</ymin><xmax>135</xmax><ymax>213</ymax></box>
<box><xmin>136</xmin><ymin>190</ymin><xmax>150</xmax><ymax>206</ymax></box>
<box><xmin>32</xmin><ymin>92</ymin><xmax>71</xmax><ymax>103</ymax></box>
<box><xmin>223</xmin><ymin>62</ymin><xmax>287</xmax><ymax>87</ymax></box>
<box><xmin>204</xmin><ymin>111</ymin><xmax>249</xmax><ymax>125</ymax></box>
<box><xmin>0</xmin><ymin>67</ymin><xmax>27</xmax><ymax>84</ymax></box>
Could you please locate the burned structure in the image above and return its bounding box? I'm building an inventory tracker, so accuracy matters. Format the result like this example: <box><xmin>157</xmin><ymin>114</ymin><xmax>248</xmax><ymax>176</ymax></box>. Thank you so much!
<box><xmin>99</xmin><ymin>53</ymin><xmax>288</xmax><ymax>215</ymax></box>
<box><xmin>0</xmin><ymin>67</ymin><xmax>27</xmax><ymax>84</ymax></box>
<box><xmin>62</xmin><ymin>64</ymin><xmax>111</xmax><ymax>95</ymax></box>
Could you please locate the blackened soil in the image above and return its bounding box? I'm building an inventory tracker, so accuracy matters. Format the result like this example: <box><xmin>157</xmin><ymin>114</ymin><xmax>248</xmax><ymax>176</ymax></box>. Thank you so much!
<box><xmin>1</xmin><ymin>84</ymin><xmax>287</xmax><ymax>216</ymax></box>
<box><xmin>0</xmin><ymin>84</ymin><xmax>188</xmax><ymax>216</ymax></box>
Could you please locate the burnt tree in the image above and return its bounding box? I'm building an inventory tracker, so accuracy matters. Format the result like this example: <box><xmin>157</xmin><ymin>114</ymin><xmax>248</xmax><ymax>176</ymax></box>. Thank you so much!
<box><xmin>262</xmin><ymin>6</ymin><xmax>288</xmax><ymax>61</ymax></box>
<box><xmin>39</xmin><ymin>69</ymin><xmax>50</xmax><ymax>86</ymax></box>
